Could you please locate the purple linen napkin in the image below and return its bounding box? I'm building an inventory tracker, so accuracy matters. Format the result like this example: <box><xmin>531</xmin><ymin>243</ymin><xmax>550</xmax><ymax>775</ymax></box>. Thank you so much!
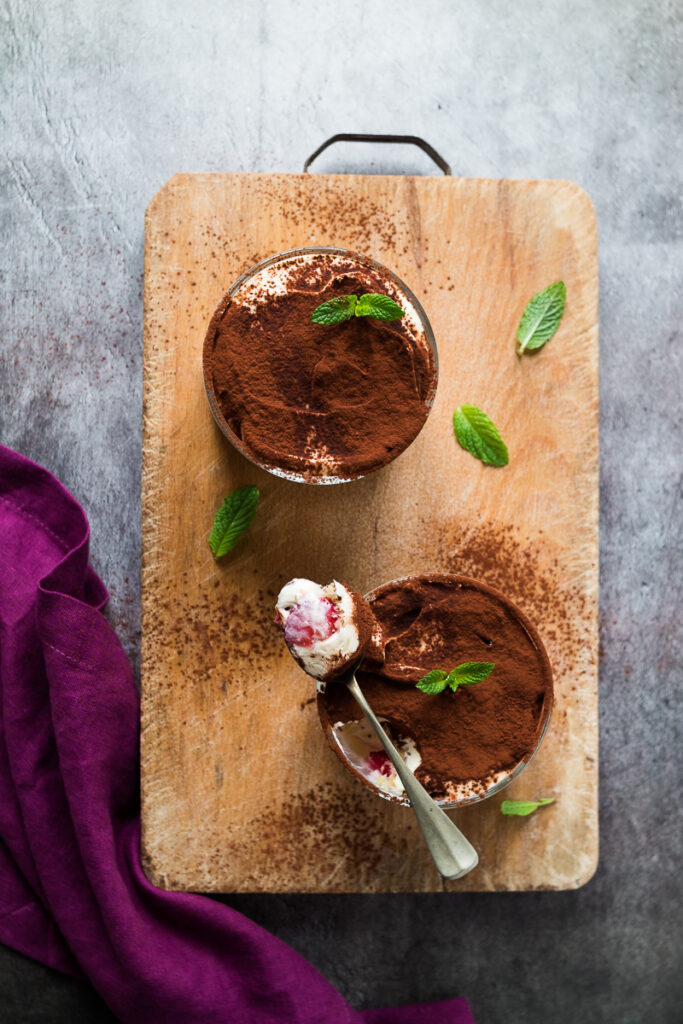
<box><xmin>0</xmin><ymin>444</ymin><xmax>475</xmax><ymax>1024</ymax></box>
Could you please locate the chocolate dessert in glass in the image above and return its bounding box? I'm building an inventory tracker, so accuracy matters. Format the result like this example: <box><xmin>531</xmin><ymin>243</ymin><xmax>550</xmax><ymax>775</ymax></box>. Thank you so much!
<box><xmin>203</xmin><ymin>248</ymin><xmax>438</xmax><ymax>483</ymax></box>
<box><xmin>296</xmin><ymin>573</ymin><xmax>554</xmax><ymax>808</ymax></box>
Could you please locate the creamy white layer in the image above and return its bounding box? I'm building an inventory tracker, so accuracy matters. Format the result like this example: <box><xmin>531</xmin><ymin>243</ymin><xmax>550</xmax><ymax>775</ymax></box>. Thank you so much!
<box><xmin>331</xmin><ymin>718</ymin><xmax>421</xmax><ymax>798</ymax></box>
<box><xmin>331</xmin><ymin>716</ymin><xmax>512</xmax><ymax>805</ymax></box>
<box><xmin>276</xmin><ymin>578</ymin><xmax>360</xmax><ymax>680</ymax></box>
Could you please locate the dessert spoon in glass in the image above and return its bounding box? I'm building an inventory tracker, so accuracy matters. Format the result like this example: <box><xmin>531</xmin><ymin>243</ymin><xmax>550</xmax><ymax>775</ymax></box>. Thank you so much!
<box><xmin>343</xmin><ymin>666</ymin><xmax>478</xmax><ymax>880</ymax></box>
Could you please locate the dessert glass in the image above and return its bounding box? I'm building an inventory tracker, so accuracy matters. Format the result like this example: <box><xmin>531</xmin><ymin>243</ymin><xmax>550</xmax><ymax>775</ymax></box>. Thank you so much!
<box><xmin>202</xmin><ymin>247</ymin><xmax>438</xmax><ymax>484</ymax></box>
<box><xmin>316</xmin><ymin>573</ymin><xmax>554</xmax><ymax>810</ymax></box>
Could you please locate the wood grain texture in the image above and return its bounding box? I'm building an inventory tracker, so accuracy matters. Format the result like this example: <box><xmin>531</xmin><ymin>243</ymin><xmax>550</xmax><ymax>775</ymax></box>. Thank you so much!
<box><xmin>141</xmin><ymin>173</ymin><xmax>598</xmax><ymax>893</ymax></box>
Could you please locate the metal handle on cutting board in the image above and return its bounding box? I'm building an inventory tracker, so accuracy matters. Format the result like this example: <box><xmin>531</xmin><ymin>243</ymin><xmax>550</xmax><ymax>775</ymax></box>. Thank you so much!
<box><xmin>303</xmin><ymin>134</ymin><xmax>451</xmax><ymax>175</ymax></box>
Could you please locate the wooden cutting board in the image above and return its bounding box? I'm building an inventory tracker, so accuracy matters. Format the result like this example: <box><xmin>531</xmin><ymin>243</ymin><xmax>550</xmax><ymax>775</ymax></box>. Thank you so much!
<box><xmin>141</xmin><ymin>172</ymin><xmax>598</xmax><ymax>893</ymax></box>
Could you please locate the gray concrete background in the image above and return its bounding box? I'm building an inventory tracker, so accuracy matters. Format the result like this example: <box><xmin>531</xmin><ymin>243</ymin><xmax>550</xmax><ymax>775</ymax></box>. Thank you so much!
<box><xmin>1</xmin><ymin>0</ymin><xmax>681</xmax><ymax>1021</ymax></box>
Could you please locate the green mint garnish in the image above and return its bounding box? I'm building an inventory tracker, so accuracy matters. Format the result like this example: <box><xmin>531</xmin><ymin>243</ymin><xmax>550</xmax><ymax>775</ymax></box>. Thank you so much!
<box><xmin>500</xmin><ymin>798</ymin><xmax>555</xmax><ymax>816</ymax></box>
<box><xmin>516</xmin><ymin>281</ymin><xmax>566</xmax><ymax>355</ymax></box>
<box><xmin>310</xmin><ymin>295</ymin><xmax>358</xmax><ymax>325</ymax></box>
<box><xmin>415</xmin><ymin>669</ymin><xmax>450</xmax><ymax>694</ymax></box>
<box><xmin>208</xmin><ymin>486</ymin><xmax>259</xmax><ymax>558</ymax></box>
<box><xmin>311</xmin><ymin>293</ymin><xmax>404</xmax><ymax>325</ymax></box>
<box><xmin>416</xmin><ymin>662</ymin><xmax>494</xmax><ymax>695</ymax></box>
<box><xmin>453</xmin><ymin>405</ymin><xmax>509</xmax><ymax>466</ymax></box>
<box><xmin>354</xmin><ymin>293</ymin><xmax>405</xmax><ymax>321</ymax></box>
<box><xmin>447</xmin><ymin>662</ymin><xmax>495</xmax><ymax>692</ymax></box>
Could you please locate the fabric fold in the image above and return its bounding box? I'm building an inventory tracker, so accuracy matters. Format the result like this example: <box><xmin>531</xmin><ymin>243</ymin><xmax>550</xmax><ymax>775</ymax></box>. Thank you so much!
<box><xmin>0</xmin><ymin>444</ymin><xmax>474</xmax><ymax>1024</ymax></box>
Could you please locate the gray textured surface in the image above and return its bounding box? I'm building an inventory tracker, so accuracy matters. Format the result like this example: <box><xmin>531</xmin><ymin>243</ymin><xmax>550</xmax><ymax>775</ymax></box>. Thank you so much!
<box><xmin>1</xmin><ymin>0</ymin><xmax>681</xmax><ymax>1021</ymax></box>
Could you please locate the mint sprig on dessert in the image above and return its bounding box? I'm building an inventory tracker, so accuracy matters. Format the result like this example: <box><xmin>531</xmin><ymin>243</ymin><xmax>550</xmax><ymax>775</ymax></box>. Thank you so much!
<box><xmin>311</xmin><ymin>293</ymin><xmax>405</xmax><ymax>325</ymax></box>
<box><xmin>500</xmin><ymin>798</ymin><xmax>555</xmax><ymax>816</ymax></box>
<box><xmin>208</xmin><ymin>485</ymin><xmax>259</xmax><ymax>558</ymax></box>
<box><xmin>415</xmin><ymin>670</ymin><xmax>452</xmax><ymax>694</ymax></box>
<box><xmin>310</xmin><ymin>295</ymin><xmax>359</xmax><ymax>325</ymax></box>
<box><xmin>516</xmin><ymin>281</ymin><xmax>566</xmax><ymax>355</ymax></box>
<box><xmin>355</xmin><ymin>294</ymin><xmax>405</xmax><ymax>320</ymax></box>
<box><xmin>453</xmin><ymin>405</ymin><xmax>509</xmax><ymax>466</ymax></box>
<box><xmin>416</xmin><ymin>662</ymin><xmax>494</xmax><ymax>695</ymax></box>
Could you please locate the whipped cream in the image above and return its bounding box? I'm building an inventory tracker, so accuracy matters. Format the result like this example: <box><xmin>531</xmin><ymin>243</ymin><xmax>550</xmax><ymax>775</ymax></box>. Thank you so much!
<box><xmin>276</xmin><ymin>578</ymin><xmax>362</xmax><ymax>680</ymax></box>
<box><xmin>331</xmin><ymin>718</ymin><xmax>421</xmax><ymax>799</ymax></box>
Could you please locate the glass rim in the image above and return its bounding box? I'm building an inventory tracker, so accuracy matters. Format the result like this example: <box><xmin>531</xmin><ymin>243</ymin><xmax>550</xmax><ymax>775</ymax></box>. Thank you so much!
<box><xmin>317</xmin><ymin>572</ymin><xmax>554</xmax><ymax>810</ymax></box>
<box><xmin>202</xmin><ymin>246</ymin><xmax>438</xmax><ymax>485</ymax></box>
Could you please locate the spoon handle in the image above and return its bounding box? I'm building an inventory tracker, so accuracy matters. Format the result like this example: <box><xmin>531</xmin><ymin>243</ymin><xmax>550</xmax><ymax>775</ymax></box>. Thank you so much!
<box><xmin>346</xmin><ymin>673</ymin><xmax>478</xmax><ymax>880</ymax></box>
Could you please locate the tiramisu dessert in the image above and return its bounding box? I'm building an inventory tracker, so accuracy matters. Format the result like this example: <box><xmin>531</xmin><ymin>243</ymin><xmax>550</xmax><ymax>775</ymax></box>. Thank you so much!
<box><xmin>313</xmin><ymin>573</ymin><xmax>554</xmax><ymax>806</ymax></box>
<box><xmin>275</xmin><ymin>578</ymin><xmax>375</xmax><ymax>682</ymax></box>
<box><xmin>203</xmin><ymin>248</ymin><xmax>438</xmax><ymax>482</ymax></box>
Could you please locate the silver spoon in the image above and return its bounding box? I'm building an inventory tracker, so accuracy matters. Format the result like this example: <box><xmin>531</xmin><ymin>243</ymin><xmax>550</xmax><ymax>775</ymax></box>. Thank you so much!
<box><xmin>344</xmin><ymin>668</ymin><xmax>478</xmax><ymax>880</ymax></box>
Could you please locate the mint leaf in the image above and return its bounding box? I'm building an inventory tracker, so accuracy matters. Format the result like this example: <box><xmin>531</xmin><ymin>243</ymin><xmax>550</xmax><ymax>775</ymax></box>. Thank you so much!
<box><xmin>417</xmin><ymin>663</ymin><xmax>494</xmax><ymax>695</ymax></box>
<box><xmin>447</xmin><ymin>662</ymin><xmax>494</xmax><ymax>692</ymax></box>
<box><xmin>500</xmin><ymin>798</ymin><xmax>555</xmax><ymax>817</ymax></box>
<box><xmin>516</xmin><ymin>281</ymin><xmax>566</xmax><ymax>355</ymax></box>
<box><xmin>416</xmin><ymin>670</ymin><xmax>449</xmax><ymax>695</ymax></box>
<box><xmin>208</xmin><ymin>486</ymin><xmax>259</xmax><ymax>558</ymax></box>
<box><xmin>355</xmin><ymin>293</ymin><xmax>405</xmax><ymax>321</ymax></box>
<box><xmin>311</xmin><ymin>295</ymin><xmax>358</xmax><ymax>325</ymax></box>
<box><xmin>312</xmin><ymin>293</ymin><xmax>404</xmax><ymax>325</ymax></box>
<box><xmin>453</xmin><ymin>405</ymin><xmax>509</xmax><ymax>466</ymax></box>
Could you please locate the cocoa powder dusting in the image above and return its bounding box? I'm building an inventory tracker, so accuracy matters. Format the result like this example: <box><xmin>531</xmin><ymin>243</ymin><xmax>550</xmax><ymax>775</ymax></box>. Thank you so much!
<box><xmin>222</xmin><ymin>781</ymin><xmax>418</xmax><ymax>892</ymax></box>
<box><xmin>319</xmin><ymin>575</ymin><xmax>553</xmax><ymax>801</ymax></box>
<box><xmin>204</xmin><ymin>253</ymin><xmax>436</xmax><ymax>479</ymax></box>
<box><xmin>143</xmin><ymin>177</ymin><xmax>599</xmax><ymax>891</ymax></box>
<box><xmin>433</xmin><ymin>519</ymin><xmax>590</xmax><ymax>681</ymax></box>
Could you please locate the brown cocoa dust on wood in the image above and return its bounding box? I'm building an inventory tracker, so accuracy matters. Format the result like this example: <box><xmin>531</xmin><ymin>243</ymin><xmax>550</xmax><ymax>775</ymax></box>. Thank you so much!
<box><xmin>220</xmin><ymin>781</ymin><xmax>420</xmax><ymax>893</ymax></box>
<box><xmin>432</xmin><ymin>518</ymin><xmax>591</xmax><ymax>682</ymax></box>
